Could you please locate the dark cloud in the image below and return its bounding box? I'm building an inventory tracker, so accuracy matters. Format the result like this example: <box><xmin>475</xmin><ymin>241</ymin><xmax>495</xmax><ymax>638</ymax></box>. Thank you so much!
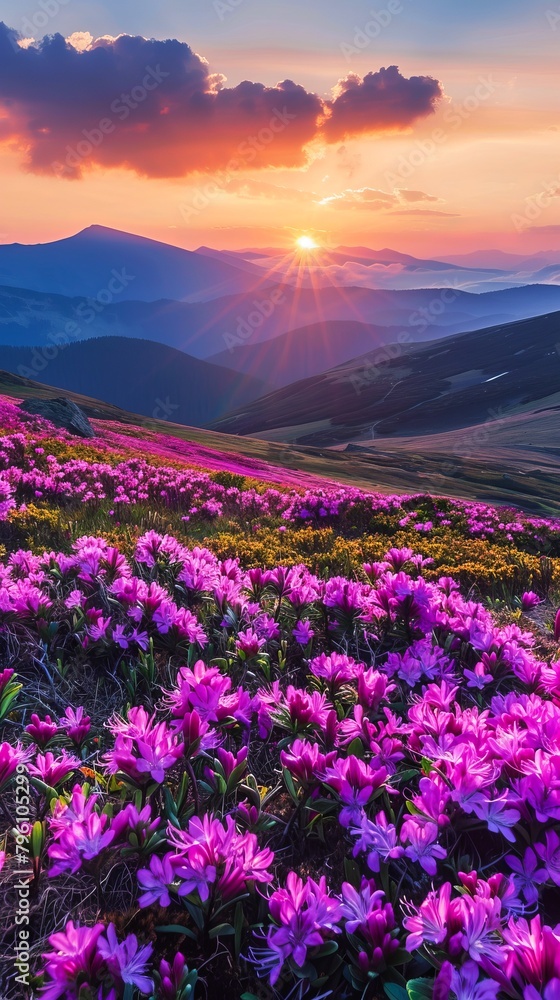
<box><xmin>323</xmin><ymin>66</ymin><xmax>443</xmax><ymax>142</ymax></box>
<box><xmin>0</xmin><ymin>25</ymin><xmax>443</xmax><ymax>179</ymax></box>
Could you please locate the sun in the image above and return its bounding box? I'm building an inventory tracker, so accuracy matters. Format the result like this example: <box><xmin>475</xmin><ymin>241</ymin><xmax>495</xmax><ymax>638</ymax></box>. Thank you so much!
<box><xmin>296</xmin><ymin>235</ymin><xmax>318</xmax><ymax>251</ymax></box>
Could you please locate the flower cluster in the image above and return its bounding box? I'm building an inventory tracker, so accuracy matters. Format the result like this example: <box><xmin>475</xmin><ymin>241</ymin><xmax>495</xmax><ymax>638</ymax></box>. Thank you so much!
<box><xmin>1</xmin><ymin>393</ymin><xmax>560</xmax><ymax>998</ymax></box>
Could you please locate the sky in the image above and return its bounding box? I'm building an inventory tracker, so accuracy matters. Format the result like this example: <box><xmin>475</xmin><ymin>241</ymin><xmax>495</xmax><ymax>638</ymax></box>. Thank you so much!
<box><xmin>0</xmin><ymin>0</ymin><xmax>559</xmax><ymax>254</ymax></box>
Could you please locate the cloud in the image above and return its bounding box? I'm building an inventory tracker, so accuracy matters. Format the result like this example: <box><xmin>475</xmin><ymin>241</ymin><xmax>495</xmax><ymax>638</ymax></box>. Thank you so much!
<box><xmin>323</xmin><ymin>66</ymin><xmax>443</xmax><ymax>142</ymax></box>
<box><xmin>318</xmin><ymin>187</ymin><xmax>442</xmax><ymax>211</ymax></box>
<box><xmin>66</xmin><ymin>32</ymin><xmax>94</xmax><ymax>52</ymax></box>
<box><xmin>390</xmin><ymin>209</ymin><xmax>459</xmax><ymax>217</ymax></box>
<box><xmin>319</xmin><ymin>187</ymin><xmax>397</xmax><ymax>210</ymax></box>
<box><xmin>226</xmin><ymin>178</ymin><xmax>313</xmax><ymax>201</ymax></box>
<box><xmin>523</xmin><ymin>225</ymin><xmax>560</xmax><ymax>234</ymax></box>
<box><xmin>0</xmin><ymin>25</ymin><xmax>443</xmax><ymax>180</ymax></box>
<box><xmin>398</xmin><ymin>189</ymin><xmax>439</xmax><ymax>203</ymax></box>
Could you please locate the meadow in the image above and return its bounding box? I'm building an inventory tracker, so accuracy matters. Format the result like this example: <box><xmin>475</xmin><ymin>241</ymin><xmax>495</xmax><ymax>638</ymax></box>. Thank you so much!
<box><xmin>1</xmin><ymin>394</ymin><xmax>559</xmax><ymax>1000</ymax></box>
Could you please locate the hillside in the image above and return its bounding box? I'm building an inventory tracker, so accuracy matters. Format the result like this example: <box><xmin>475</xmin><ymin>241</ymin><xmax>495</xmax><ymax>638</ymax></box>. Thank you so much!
<box><xmin>2</xmin><ymin>367</ymin><xmax>560</xmax><ymax>515</ymax></box>
<box><xmin>209</xmin><ymin>319</ymin><xmax>454</xmax><ymax>388</ymax></box>
<box><xmin>0</xmin><ymin>337</ymin><xmax>269</xmax><ymax>426</ymax></box>
<box><xmin>212</xmin><ymin>310</ymin><xmax>560</xmax><ymax>443</ymax></box>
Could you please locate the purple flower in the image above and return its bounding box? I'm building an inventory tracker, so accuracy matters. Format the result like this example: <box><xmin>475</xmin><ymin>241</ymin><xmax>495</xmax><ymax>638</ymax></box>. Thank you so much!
<box><xmin>401</xmin><ymin>819</ymin><xmax>447</xmax><ymax>875</ymax></box>
<box><xmin>138</xmin><ymin>852</ymin><xmax>176</xmax><ymax>908</ymax></box>
<box><xmin>506</xmin><ymin>847</ymin><xmax>546</xmax><ymax>905</ymax></box>
<box><xmin>450</xmin><ymin>960</ymin><xmax>500</xmax><ymax>1000</ymax></box>
<box><xmin>350</xmin><ymin>810</ymin><xmax>404</xmax><ymax>871</ymax></box>
<box><xmin>98</xmin><ymin>923</ymin><xmax>153</xmax><ymax>994</ymax></box>
<box><xmin>292</xmin><ymin>620</ymin><xmax>314</xmax><ymax>645</ymax></box>
<box><xmin>534</xmin><ymin>830</ymin><xmax>560</xmax><ymax>887</ymax></box>
<box><xmin>266</xmin><ymin>872</ymin><xmax>342</xmax><ymax>985</ymax></box>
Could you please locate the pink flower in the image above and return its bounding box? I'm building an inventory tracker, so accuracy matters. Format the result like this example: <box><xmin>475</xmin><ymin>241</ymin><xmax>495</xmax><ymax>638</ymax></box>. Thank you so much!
<box><xmin>29</xmin><ymin>749</ymin><xmax>79</xmax><ymax>786</ymax></box>
<box><xmin>0</xmin><ymin>741</ymin><xmax>33</xmax><ymax>790</ymax></box>
<box><xmin>41</xmin><ymin>921</ymin><xmax>105</xmax><ymax>1000</ymax></box>
<box><xmin>310</xmin><ymin>651</ymin><xmax>359</xmax><ymax>685</ymax></box>
<box><xmin>60</xmin><ymin>705</ymin><xmax>91</xmax><ymax>746</ymax></box>
<box><xmin>25</xmin><ymin>713</ymin><xmax>58</xmax><ymax>747</ymax></box>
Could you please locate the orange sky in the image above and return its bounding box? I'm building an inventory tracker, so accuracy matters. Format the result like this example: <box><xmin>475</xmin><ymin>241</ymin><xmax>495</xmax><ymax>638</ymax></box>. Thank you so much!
<box><xmin>1</xmin><ymin>7</ymin><xmax>560</xmax><ymax>256</ymax></box>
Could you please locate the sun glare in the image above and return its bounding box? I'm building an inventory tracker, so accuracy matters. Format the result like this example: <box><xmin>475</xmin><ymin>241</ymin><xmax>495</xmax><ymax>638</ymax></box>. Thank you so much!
<box><xmin>296</xmin><ymin>235</ymin><xmax>318</xmax><ymax>251</ymax></box>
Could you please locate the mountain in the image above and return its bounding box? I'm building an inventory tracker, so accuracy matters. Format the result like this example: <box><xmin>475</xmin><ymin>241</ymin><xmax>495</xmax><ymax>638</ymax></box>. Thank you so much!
<box><xmin>441</xmin><ymin>249</ymin><xmax>560</xmax><ymax>270</ymax></box>
<box><xmin>209</xmin><ymin>319</ymin><xmax>464</xmax><ymax>389</ymax></box>
<box><xmin>211</xmin><ymin>310</ymin><xmax>560</xmax><ymax>444</ymax></box>
<box><xmin>4</xmin><ymin>280</ymin><xmax>560</xmax><ymax>363</ymax></box>
<box><xmin>0</xmin><ymin>337</ymin><xmax>269</xmax><ymax>426</ymax></box>
<box><xmin>0</xmin><ymin>226</ymin><xmax>273</xmax><ymax>303</ymax></box>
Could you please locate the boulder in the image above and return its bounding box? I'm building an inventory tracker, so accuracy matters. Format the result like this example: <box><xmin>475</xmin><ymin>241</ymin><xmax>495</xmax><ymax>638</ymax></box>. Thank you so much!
<box><xmin>19</xmin><ymin>396</ymin><xmax>95</xmax><ymax>438</ymax></box>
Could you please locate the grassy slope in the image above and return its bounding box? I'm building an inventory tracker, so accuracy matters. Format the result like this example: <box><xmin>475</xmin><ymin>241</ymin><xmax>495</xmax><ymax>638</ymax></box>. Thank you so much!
<box><xmin>2</xmin><ymin>368</ymin><xmax>560</xmax><ymax>516</ymax></box>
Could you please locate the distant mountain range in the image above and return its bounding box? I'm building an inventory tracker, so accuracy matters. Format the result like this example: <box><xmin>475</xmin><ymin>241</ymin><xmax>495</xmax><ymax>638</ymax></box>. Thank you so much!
<box><xmin>4</xmin><ymin>278</ymin><xmax>560</xmax><ymax>362</ymax></box>
<box><xmin>0</xmin><ymin>225</ymin><xmax>273</xmax><ymax>303</ymax></box>
<box><xmin>1</xmin><ymin>225</ymin><xmax>560</xmax><ymax>437</ymax></box>
<box><xmin>212</xmin><ymin>310</ymin><xmax>560</xmax><ymax>444</ymax></box>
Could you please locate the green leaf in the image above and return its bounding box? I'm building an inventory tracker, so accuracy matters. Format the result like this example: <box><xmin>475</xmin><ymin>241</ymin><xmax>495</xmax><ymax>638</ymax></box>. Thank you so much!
<box><xmin>385</xmin><ymin>984</ymin><xmax>409</xmax><ymax>1000</ymax></box>
<box><xmin>314</xmin><ymin>941</ymin><xmax>338</xmax><ymax>958</ymax></box>
<box><xmin>208</xmin><ymin>922</ymin><xmax>235</xmax><ymax>938</ymax></box>
<box><xmin>234</xmin><ymin>900</ymin><xmax>244</xmax><ymax>959</ymax></box>
<box><xmin>343</xmin><ymin>857</ymin><xmax>361</xmax><ymax>887</ymax></box>
<box><xmin>155</xmin><ymin>925</ymin><xmax>197</xmax><ymax>940</ymax></box>
<box><xmin>282</xmin><ymin>767</ymin><xmax>300</xmax><ymax>804</ymax></box>
<box><xmin>407</xmin><ymin>977</ymin><xmax>434</xmax><ymax>1000</ymax></box>
<box><xmin>346</xmin><ymin>737</ymin><xmax>365</xmax><ymax>758</ymax></box>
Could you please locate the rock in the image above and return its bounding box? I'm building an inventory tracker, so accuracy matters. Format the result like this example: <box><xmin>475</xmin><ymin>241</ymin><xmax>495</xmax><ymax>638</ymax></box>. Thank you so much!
<box><xmin>19</xmin><ymin>397</ymin><xmax>96</xmax><ymax>438</ymax></box>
